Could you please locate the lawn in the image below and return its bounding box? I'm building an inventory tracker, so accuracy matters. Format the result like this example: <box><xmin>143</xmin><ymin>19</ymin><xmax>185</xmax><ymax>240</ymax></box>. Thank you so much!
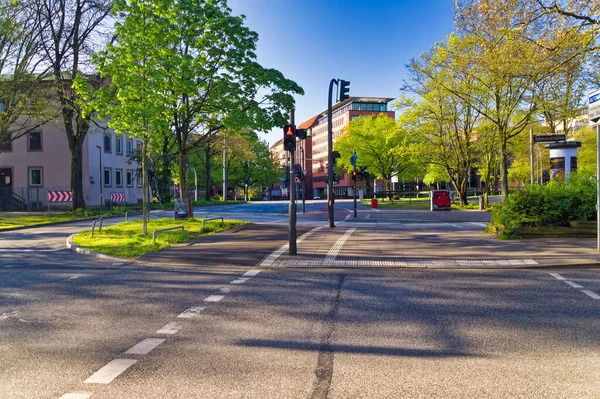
<box><xmin>71</xmin><ymin>218</ymin><xmax>249</xmax><ymax>259</ymax></box>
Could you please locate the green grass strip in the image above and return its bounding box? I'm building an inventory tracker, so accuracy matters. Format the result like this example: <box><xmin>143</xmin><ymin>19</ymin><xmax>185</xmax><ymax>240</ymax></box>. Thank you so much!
<box><xmin>72</xmin><ymin>218</ymin><xmax>249</xmax><ymax>259</ymax></box>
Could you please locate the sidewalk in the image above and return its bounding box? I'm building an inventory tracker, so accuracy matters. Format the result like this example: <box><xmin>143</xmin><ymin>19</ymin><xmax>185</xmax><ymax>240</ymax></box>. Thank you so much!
<box><xmin>137</xmin><ymin>224</ymin><xmax>600</xmax><ymax>270</ymax></box>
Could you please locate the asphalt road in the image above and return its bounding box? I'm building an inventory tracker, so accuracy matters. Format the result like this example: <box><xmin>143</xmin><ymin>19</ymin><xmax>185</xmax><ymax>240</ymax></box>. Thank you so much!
<box><xmin>1</xmin><ymin>204</ymin><xmax>599</xmax><ymax>398</ymax></box>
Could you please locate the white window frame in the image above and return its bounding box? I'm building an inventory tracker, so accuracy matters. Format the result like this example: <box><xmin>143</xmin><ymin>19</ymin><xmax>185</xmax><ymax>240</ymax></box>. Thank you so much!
<box><xmin>104</xmin><ymin>167</ymin><xmax>112</xmax><ymax>187</ymax></box>
<box><xmin>29</xmin><ymin>167</ymin><xmax>42</xmax><ymax>186</ymax></box>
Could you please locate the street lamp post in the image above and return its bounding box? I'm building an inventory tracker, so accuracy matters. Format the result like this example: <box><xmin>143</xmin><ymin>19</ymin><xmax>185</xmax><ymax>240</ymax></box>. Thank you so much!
<box><xmin>191</xmin><ymin>167</ymin><xmax>198</xmax><ymax>201</ymax></box>
<box><xmin>96</xmin><ymin>145</ymin><xmax>102</xmax><ymax>212</ymax></box>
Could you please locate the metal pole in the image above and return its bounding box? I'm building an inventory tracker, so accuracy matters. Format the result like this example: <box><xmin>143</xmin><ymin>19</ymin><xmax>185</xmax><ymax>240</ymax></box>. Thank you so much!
<box><xmin>597</xmin><ymin>124</ymin><xmax>599</xmax><ymax>251</ymax></box>
<box><xmin>353</xmin><ymin>166</ymin><xmax>357</xmax><ymax>218</ymax></box>
<box><xmin>327</xmin><ymin>79</ymin><xmax>336</xmax><ymax>228</ymax></box>
<box><xmin>529</xmin><ymin>128</ymin><xmax>534</xmax><ymax>185</ymax></box>
<box><xmin>301</xmin><ymin>144</ymin><xmax>306</xmax><ymax>213</ymax></box>
<box><xmin>194</xmin><ymin>168</ymin><xmax>198</xmax><ymax>201</ymax></box>
<box><xmin>223</xmin><ymin>136</ymin><xmax>227</xmax><ymax>202</ymax></box>
<box><xmin>96</xmin><ymin>145</ymin><xmax>102</xmax><ymax>212</ymax></box>
<box><xmin>289</xmin><ymin>109</ymin><xmax>297</xmax><ymax>255</ymax></box>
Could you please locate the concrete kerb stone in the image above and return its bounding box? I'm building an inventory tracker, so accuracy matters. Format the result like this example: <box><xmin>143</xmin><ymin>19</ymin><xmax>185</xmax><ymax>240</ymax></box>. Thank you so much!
<box><xmin>66</xmin><ymin>234</ymin><xmax>130</xmax><ymax>262</ymax></box>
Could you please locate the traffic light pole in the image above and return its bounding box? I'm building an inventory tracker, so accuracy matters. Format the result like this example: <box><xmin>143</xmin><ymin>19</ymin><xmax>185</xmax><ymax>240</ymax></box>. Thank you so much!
<box><xmin>327</xmin><ymin>79</ymin><xmax>336</xmax><ymax>228</ymax></box>
<box><xmin>301</xmin><ymin>144</ymin><xmax>306</xmax><ymax>214</ymax></box>
<box><xmin>353</xmin><ymin>166</ymin><xmax>357</xmax><ymax>218</ymax></box>
<box><xmin>289</xmin><ymin>109</ymin><xmax>297</xmax><ymax>255</ymax></box>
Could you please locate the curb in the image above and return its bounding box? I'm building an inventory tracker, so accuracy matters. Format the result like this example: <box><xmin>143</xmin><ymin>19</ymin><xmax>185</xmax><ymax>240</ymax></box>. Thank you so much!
<box><xmin>65</xmin><ymin>234</ymin><xmax>130</xmax><ymax>262</ymax></box>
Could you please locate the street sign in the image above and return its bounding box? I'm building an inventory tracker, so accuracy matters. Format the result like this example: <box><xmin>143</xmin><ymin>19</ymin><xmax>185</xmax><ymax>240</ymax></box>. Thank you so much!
<box><xmin>533</xmin><ymin>134</ymin><xmax>566</xmax><ymax>143</ymax></box>
<box><xmin>350</xmin><ymin>150</ymin><xmax>357</xmax><ymax>166</ymax></box>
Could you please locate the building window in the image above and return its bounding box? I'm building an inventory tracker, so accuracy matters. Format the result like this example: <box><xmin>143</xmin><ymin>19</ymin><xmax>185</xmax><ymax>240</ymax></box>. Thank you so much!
<box><xmin>136</xmin><ymin>171</ymin><xmax>142</xmax><ymax>187</ymax></box>
<box><xmin>136</xmin><ymin>141</ymin><xmax>141</xmax><ymax>152</ymax></box>
<box><xmin>28</xmin><ymin>132</ymin><xmax>42</xmax><ymax>151</ymax></box>
<box><xmin>126</xmin><ymin>170</ymin><xmax>133</xmax><ymax>187</ymax></box>
<box><xmin>126</xmin><ymin>139</ymin><xmax>133</xmax><ymax>155</ymax></box>
<box><xmin>115</xmin><ymin>169</ymin><xmax>123</xmax><ymax>187</ymax></box>
<box><xmin>104</xmin><ymin>134</ymin><xmax>111</xmax><ymax>153</ymax></box>
<box><xmin>0</xmin><ymin>100</ymin><xmax>5</xmax><ymax>113</ymax></box>
<box><xmin>29</xmin><ymin>167</ymin><xmax>42</xmax><ymax>186</ymax></box>
<box><xmin>104</xmin><ymin>168</ymin><xmax>112</xmax><ymax>187</ymax></box>
<box><xmin>116</xmin><ymin>136</ymin><xmax>123</xmax><ymax>155</ymax></box>
<box><xmin>1</xmin><ymin>133</ymin><xmax>11</xmax><ymax>152</ymax></box>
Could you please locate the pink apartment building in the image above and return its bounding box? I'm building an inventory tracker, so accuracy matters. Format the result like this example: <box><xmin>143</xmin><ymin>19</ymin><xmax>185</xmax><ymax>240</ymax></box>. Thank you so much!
<box><xmin>0</xmin><ymin>118</ymin><xmax>144</xmax><ymax>210</ymax></box>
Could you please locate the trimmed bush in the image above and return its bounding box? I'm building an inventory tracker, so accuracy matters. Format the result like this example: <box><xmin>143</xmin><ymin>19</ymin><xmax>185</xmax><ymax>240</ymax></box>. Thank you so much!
<box><xmin>489</xmin><ymin>175</ymin><xmax>597</xmax><ymax>238</ymax></box>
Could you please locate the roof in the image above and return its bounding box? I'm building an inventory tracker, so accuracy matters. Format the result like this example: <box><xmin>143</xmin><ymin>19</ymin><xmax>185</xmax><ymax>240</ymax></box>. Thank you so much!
<box><xmin>298</xmin><ymin>115</ymin><xmax>319</xmax><ymax>129</ymax></box>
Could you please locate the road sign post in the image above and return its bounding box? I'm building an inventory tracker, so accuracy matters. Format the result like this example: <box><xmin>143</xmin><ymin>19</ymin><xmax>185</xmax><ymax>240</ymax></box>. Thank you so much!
<box><xmin>351</xmin><ymin>150</ymin><xmax>357</xmax><ymax>218</ymax></box>
<box><xmin>588</xmin><ymin>89</ymin><xmax>600</xmax><ymax>251</ymax></box>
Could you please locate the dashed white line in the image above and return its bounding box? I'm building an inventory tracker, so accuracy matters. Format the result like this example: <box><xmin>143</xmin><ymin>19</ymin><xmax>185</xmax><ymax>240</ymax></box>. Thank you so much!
<box><xmin>443</xmin><ymin>222</ymin><xmax>464</xmax><ymax>229</ymax></box>
<box><xmin>564</xmin><ymin>281</ymin><xmax>584</xmax><ymax>289</ymax></box>
<box><xmin>177</xmin><ymin>306</ymin><xmax>205</xmax><ymax>318</ymax></box>
<box><xmin>204</xmin><ymin>295</ymin><xmax>225</xmax><ymax>302</ymax></box>
<box><xmin>3</xmin><ymin>265</ymin><xmax>18</xmax><ymax>268</ymax></box>
<box><xmin>219</xmin><ymin>288</ymin><xmax>231</xmax><ymax>293</ymax></box>
<box><xmin>156</xmin><ymin>322</ymin><xmax>182</xmax><ymax>334</ymax></box>
<box><xmin>112</xmin><ymin>263</ymin><xmax>124</xmax><ymax>266</ymax></box>
<box><xmin>550</xmin><ymin>273</ymin><xmax>565</xmax><ymax>280</ymax></box>
<box><xmin>68</xmin><ymin>275</ymin><xmax>81</xmax><ymax>280</ymax></box>
<box><xmin>230</xmin><ymin>277</ymin><xmax>250</xmax><ymax>284</ymax></box>
<box><xmin>124</xmin><ymin>338</ymin><xmax>165</xmax><ymax>355</ymax></box>
<box><xmin>59</xmin><ymin>393</ymin><xmax>91</xmax><ymax>399</ymax></box>
<box><xmin>344</xmin><ymin>215</ymin><xmax>351</xmax><ymax>221</ymax></box>
<box><xmin>84</xmin><ymin>359</ymin><xmax>137</xmax><ymax>384</ymax></box>
<box><xmin>365</xmin><ymin>215</ymin><xmax>371</xmax><ymax>219</ymax></box>
<box><xmin>242</xmin><ymin>269</ymin><xmax>261</xmax><ymax>277</ymax></box>
<box><xmin>581</xmin><ymin>290</ymin><xmax>600</xmax><ymax>299</ymax></box>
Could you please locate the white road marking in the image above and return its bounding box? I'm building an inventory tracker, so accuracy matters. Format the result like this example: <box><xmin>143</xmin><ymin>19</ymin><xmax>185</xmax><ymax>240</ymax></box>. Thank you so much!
<box><xmin>242</xmin><ymin>269</ymin><xmax>261</xmax><ymax>277</ymax></box>
<box><xmin>0</xmin><ymin>248</ymin><xmax>63</xmax><ymax>252</ymax></box>
<box><xmin>3</xmin><ymin>265</ymin><xmax>18</xmax><ymax>268</ymax></box>
<box><xmin>84</xmin><ymin>359</ymin><xmax>137</xmax><ymax>384</ymax></box>
<box><xmin>564</xmin><ymin>281</ymin><xmax>584</xmax><ymax>289</ymax></box>
<box><xmin>204</xmin><ymin>295</ymin><xmax>225</xmax><ymax>302</ymax></box>
<box><xmin>219</xmin><ymin>288</ymin><xmax>231</xmax><ymax>293</ymax></box>
<box><xmin>59</xmin><ymin>393</ymin><xmax>91</xmax><ymax>399</ymax></box>
<box><xmin>365</xmin><ymin>215</ymin><xmax>371</xmax><ymax>219</ymax></box>
<box><xmin>156</xmin><ymin>322</ymin><xmax>182</xmax><ymax>334</ymax></box>
<box><xmin>344</xmin><ymin>215</ymin><xmax>351</xmax><ymax>221</ymax></box>
<box><xmin>259</xmin><ymin>226</ymin><xmax>323</xmax><ymax>268</ymax></box>
<box><xmin>124</xmin><ymin>338</ymin><xmax>165</xmax><ymax>355</ymax></box>
<box><xmin>581</xmin><ymin>290</ymin><xmax>600</xmax><ymax>299</ymax></box>
<box><xmin>0</xmin><ymin>311</ymin><xmax>18</xmax><ymax>321</ymax></box>
<box><xmin>470</xmin><ymin>222</ymin><xmax>488</xmax><ymax>227</ymax></box>
<box><xmin>177</xmin><ymin>306</ymin><xmax>205</xmax><ymax>318</ymax></box>
<box><xmin>324</xmin><ymin>228</ymin><xmax>356</xmax><ymax>263</ymax></box>
<box><xmin>230</xmin><ymin>277</ymin><xmax>250</xmax><ymax>284</ymax></box>
<box><xmin>550</xmin><ymin>273</ymin><xmax>565</xmax><ymax>280</ymax></box>
<box><xmin>112</xmin><ymin>263</ymin><xmax>124</xmax><ymax>266</ymax></box>
<box><xmin>68</xmin><ymin>275</ymin><xmax>81</xmax><ymax>280</ymax></box>
<box><xmin>443</xmin><ymin>222</ymin><xmax>464</xmax><ymax>229</ymax></box>
<box><xmin>274</xmin><ymin>258</ymin><xmax>539</xmax><ymax>268</ymax></box>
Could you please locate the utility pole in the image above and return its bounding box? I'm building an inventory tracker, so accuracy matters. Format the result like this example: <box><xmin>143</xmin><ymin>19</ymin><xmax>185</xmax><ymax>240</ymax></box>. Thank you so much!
<box><xmin>301</xmin><ymin>144</ymin><xmax>306</xmax><ymax>213</ymax></box>
<box><xmin>529</xmin><ymin>128</ymin><xmax>534</xmax><ymax>185</ymax></box>
<box><xmin>223</xmin><ymin>135</ymin><xmax>228</xmax><ymax>202</ymax></box>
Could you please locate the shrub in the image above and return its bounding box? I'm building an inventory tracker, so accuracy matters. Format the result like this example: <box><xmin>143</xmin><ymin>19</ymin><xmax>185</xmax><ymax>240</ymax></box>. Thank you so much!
<box><xmin>489</xmin><ymin>176</ymin><xmax>597</xmax><ymax>238</ymax></box>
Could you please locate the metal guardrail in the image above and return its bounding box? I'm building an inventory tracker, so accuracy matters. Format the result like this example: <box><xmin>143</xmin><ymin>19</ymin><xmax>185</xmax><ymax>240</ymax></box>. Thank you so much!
<box><xmin>202</xmin><ymin>217</ymin><xmax>224</xmax><ymax>228</ymax></box>
<box><xmin>153</xmin><ymin>226</ymin><xmax>184</xmax><ymax>243</ymax></box>
<box><xmin>90</xmin><ymin>217</ymin><xmax>103</xmax><ymax>238</ymax></box>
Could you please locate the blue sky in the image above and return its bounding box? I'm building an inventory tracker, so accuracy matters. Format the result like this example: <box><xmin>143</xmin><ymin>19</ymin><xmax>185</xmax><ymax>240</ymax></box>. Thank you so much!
<box><xmin>227</xmin><ymin>0</ymin><xmax>457</xmax><ymax>146</ymax></box>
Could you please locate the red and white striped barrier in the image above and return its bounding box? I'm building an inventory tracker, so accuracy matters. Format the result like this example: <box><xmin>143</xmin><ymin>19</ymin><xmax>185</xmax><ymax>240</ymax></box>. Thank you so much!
<box><xmin>47</xmin><ymin>191</ymin><xmax>72</xmax><ymax>202</ymax></box>
<box><xmin>111</xmin><ymin>192</ymin><xmax>125</xmax><ymax>202</ymax></box>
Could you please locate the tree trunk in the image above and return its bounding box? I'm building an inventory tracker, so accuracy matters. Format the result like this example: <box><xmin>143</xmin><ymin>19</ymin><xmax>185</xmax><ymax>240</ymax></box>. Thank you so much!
<box><xmin>142</xmin><ymin>139</ymin><xmax>148</xmax><ymax>235</ymax></box>
<box><xmin>178</xmin><ymin>147</ymin><xmax>187</xmax><ymax>199</ymax></box>
<box><xmin>499</xmin><ymin>140</ymin><xmax>509</xmax><ymax>201</ymax></box>
<box><xmin>69</xmin><ymin>138</ymin><xmax>85</xmax><ymax>212</ymax></box>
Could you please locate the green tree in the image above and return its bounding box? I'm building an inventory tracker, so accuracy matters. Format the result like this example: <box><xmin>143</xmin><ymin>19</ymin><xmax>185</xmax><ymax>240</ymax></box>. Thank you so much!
<box><xmin>35</xmin><ymin>0</ymin><xmax>113</xmax><ymax>210</ymax></box>
<box><xmin>573</xmin><ymin>126</ymin><xmax>596</xmax><ymax>178</ymax></box>
<box><xmin>335</xmin><ymin>114</ymin><xmax>418</xmax><ymax>196</ymax></box>
<box><xmin>94</xmin><ymin>0</ymin><xmax>171</xmax><ymax>234</ymax></box>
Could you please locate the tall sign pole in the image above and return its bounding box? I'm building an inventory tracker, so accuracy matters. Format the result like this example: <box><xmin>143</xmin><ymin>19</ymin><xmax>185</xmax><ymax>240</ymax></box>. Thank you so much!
<box><xmin>529</xmin><ymin>128</ymin><xmax>534</xmax><ymax>185</ymax></box>
<box><xmin>587</xmin><ymin>89</ymin><xmax>600</xmax><ymax>251</ymax></box>
<box><xmin>351</xmin><ymin>150</ymin><xmax>357</xmax><ymax>218</ymax></box>
<box><xmin>327</xmin><ymin>79</ymin><xmax>336</xmax><ymax>228</ymax></box>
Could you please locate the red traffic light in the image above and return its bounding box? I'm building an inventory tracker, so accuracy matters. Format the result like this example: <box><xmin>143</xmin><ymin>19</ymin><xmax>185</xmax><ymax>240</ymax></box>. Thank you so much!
<box><xmin>284</xmin><ymin>125</ymin><xmax>295</xmax><ymax>137</ymax></box>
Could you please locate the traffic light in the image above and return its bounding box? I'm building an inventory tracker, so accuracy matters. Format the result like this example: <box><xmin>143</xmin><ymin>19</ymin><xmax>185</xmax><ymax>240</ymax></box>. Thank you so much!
<box><xmin>351</xmin><ymin>170</ymin><xmax>357</xmax><ymax>181</ymax></box>
<box><xmin>338</xmin><ymin>79</ymin><xmax>350</xmax><ymax>102</ymax></box>
<box><xmin>296</xmin><ymin>129</ymin><xmax>307</xmax><ymax>139</ymax></box>
<box><xmin>283</xmin><ymin>124</ymin><xmax>296</xmax><ymax>152</ymax></box>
